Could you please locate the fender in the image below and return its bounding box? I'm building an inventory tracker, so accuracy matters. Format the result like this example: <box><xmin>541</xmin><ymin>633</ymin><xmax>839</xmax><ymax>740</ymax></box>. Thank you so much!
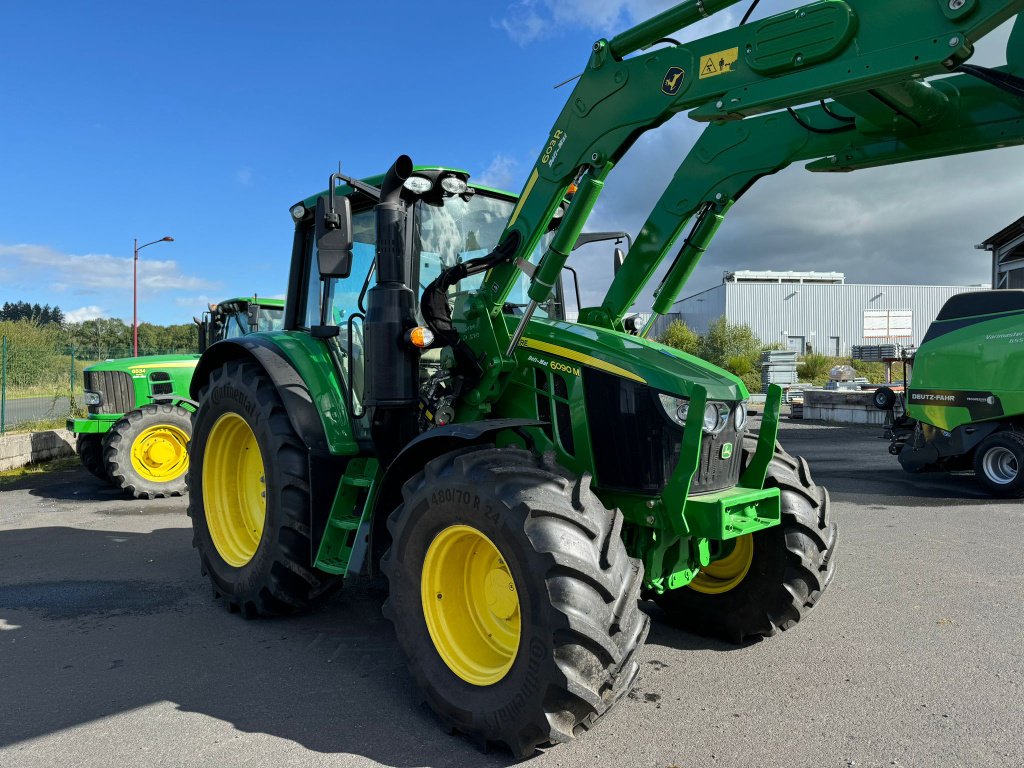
<box><xmin>368</xmin><ymin>418</ymin><xmax>546</xmax><ymax>568</ymax></box>
<box><xmin>150</xmin><ymin>395</ymin><xmax>199</xmax><ymax>411</ymax></box>
<box><xmin>191</xmin><ymin>336</ymin><xmax>329</xmax><ymax>453</ymax></box>
<box><xmin>193</xmin><ymin>336</ymin><xmax>351</xmax><ymax>568</ymax></box>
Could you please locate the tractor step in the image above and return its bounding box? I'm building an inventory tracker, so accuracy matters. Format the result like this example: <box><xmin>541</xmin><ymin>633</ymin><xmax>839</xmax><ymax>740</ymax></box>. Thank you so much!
<box><xmin>314</xmin><ymin>457</ymin><xmax>380</xmax><ymax>576</ymax></box>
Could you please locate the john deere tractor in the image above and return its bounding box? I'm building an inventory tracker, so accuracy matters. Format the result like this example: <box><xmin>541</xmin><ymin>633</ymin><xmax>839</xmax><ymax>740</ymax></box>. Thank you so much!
<box><xmin>69</xmin><ymin>296</ymin><xmax>283</xmax><ymax>498</ymax></box>
<box><xmin>187</xmin><ymin>0</ymin><xmax>1024</xmax><ymax>755</ymax></box>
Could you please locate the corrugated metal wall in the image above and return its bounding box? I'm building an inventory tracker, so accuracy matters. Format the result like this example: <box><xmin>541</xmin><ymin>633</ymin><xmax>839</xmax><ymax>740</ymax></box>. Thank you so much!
<box><xmin>676</xmin><ymin>283</ymin><xmax>986</xmax><ymax>354</ymax></box>
<box><xmin>675</xmin><ymin>285</ymin><xmax>727</xmax><ymax>338</ymax></box>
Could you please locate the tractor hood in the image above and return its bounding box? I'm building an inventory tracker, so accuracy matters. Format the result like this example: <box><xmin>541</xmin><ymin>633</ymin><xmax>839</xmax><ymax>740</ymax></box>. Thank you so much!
<box><xmin>514</xmin><ymin>318</ymin><xmax>746</xmax><ymax>402</ymax></box>
<box><xmin>83</xmin><ymin>354</ymin><xmax>200</xmax><ymax>374</ymax></box>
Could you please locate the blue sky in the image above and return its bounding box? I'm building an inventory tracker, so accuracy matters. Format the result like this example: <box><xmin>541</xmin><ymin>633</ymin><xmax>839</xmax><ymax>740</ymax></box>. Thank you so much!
<box><xmin>1</xmin><ymin>1</ymin><xmax>1021</xmax><ymax>324</ymax></box>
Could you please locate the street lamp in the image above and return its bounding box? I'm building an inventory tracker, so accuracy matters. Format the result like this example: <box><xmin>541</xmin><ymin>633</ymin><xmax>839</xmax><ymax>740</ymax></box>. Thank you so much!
<box><xmin>133</xmin><ymin>236</ymin><xmax>174</xmax><ymax>356</ymax></box>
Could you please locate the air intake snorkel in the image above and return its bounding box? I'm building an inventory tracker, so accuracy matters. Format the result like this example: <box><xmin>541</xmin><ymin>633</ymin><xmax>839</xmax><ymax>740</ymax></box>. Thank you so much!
<box><xmin>363</xmin><ymin>155</ymin><xmax>419</xmax><ymax>462</ymax></box>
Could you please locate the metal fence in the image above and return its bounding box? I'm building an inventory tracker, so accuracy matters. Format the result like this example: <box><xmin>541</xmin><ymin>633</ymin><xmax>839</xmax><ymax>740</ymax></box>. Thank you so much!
<box><xmin>0</xmin><ymin>336</ymin><xmax>192</xmax><ymax>434</ymax></box>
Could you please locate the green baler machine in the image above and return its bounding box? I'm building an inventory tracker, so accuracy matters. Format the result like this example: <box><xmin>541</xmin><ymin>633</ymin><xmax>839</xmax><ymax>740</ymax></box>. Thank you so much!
<box><xmin>876</xmin><ymin>290</ymin><xmax>1024</xmax><ymax>497</ymax></box>
<box><xmin>185</xmin><ymin>0</ymin><xmax>1024</xmax><ymax>756</ymax></box>
<box><xmin>68</xmin><ymin>297</ymin><xmax>284</xmax><ymax>498</ymax></box>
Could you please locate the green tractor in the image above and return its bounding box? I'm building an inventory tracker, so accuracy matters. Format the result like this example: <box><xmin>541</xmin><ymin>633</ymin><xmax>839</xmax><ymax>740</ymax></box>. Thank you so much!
<box><xmin>69</xmin><ymin>296</ymin><xmax>284</xmax><ymax>498</ymax></box>
<box><xmin>186</xmin><ymin>0</ymin><xmax>1024</xmax><ymax>756</ymax></box>
<box><xmin>875</xmin><ymin>290</ymin><xmax>1024</xmax><ymax>497</ymax></box>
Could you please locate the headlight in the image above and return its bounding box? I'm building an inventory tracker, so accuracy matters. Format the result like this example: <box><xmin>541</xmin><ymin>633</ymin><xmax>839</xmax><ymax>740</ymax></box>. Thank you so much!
<box><xmin>657</xmin><ymin>393</ymin><xmax>690</xmax><ymax>428</ymax></box>
<box><xmin>440</xmin><ymin>176</ymin><xmax>468</xmax><ymax>194</ymax></box>
<box><xmin>83</xmin><ymin>391</ymin><xmax>101</xmax><ymax>406</ymax></box>
<box><xmin>403</xmin><ymin>175</ymin><xmax>434</xmax><ymax>194</ymax></box>
<box><xmin>289</xmin><ymin>204</ymin><xmax>306</xmax><ymax>221</ymax></box>
<box><xmin>703</xmin><ymin>402</ymin><xmax>729</xmax><ymax>434</ymax></box>
<box><xmin>734</xmin><ymin>401</ymin><xmax>749</xmax><ymax>431</ymax></box>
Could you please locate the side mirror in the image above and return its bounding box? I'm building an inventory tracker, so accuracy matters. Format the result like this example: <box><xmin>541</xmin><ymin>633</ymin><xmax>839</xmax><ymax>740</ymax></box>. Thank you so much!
<box><xmin>315</xmin><ymin>194</ymin><xmax>353</xmax><ymax>279</ymax></box>
<box><xmin>246</xmin><ymin>303</ymin><xmax>260</xmax><ymax>332</ymax></box>
<box><xmin>613</xmin><ymin>247</ymin><xmax>625</xmax><ymax>275</ymax></box>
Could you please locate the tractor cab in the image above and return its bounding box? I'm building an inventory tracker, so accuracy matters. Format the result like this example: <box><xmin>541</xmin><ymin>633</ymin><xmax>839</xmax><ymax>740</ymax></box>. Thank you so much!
<box><xmin>283</xmin><ymin>167</ymin><xmax>576</xmax><ymax>436</ymax></box>
<box><xmin>197</xmin><ymin>297</ymin><xmax>286</xmax><ymax>352</ymax></box>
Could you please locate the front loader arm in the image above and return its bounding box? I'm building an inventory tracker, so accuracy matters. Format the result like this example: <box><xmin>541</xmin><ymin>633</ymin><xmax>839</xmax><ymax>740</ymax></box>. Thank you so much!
<box><xmin>584</xmin><ymin>67</ymin><xmax>1024</xmax><ymax>328</ymax></box>
<box><xmin>479</xmin><ymin>0</ymin><xmax>1023</xmax><ymax>330</ymax></box>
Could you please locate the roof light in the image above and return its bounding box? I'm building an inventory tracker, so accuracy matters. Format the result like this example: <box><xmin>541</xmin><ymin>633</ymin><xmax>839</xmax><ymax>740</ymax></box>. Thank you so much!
<box><xmin>440</xmin><ymin>176</ymin><xmax>468</xmax><ymax>194</ymax></box>
<box><xmin>403</xmin><ymin>176</ymin><xmax>434</xmax><ymax>194</ymax></box>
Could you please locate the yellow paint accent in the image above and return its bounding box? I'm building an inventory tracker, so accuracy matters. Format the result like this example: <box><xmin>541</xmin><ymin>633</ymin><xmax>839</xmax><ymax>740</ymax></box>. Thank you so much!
<box><xmin>508</xmin><ymin>168</ymin><xmax>539</xmax><ymax>227</ymax></box>
<box><xmin>689</xmin><ymin>534</ymin><xmax>753</xmax><ymax>594</ymax></box>
<box><xmin>421</xmin><ymin>525</ymin><xmax>521</xmax><ymax>686</ymax></box>
<box><xmin>129</xmin><ymin>361</ymin><xmax>198</xmax><ymax>369</ymax></box>
<box><xmin>519</xmin><ymin>337</ymin><xmax>647</xmax><ymax>383</ymax></box>
<box><xmin>202</xmin><ymin>412</ymin><xmax>266</xmax><ymax>567</ymax></box>
<box><xmin>699</xmin><ymin>47</ymin><xmax>739</xmax><ymax>79</ymax></box>
<box><xmin>129</xmin><ymin>424</ymin><xmax>189</xmax><ymax>483</ymax></box>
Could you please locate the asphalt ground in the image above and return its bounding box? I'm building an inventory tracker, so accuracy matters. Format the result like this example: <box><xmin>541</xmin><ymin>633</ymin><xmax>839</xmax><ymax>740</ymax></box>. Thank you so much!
<box><xmin>0</xmin><ymin>421</ymin><xmax>1021</xmax><ymax>768</ymax></box>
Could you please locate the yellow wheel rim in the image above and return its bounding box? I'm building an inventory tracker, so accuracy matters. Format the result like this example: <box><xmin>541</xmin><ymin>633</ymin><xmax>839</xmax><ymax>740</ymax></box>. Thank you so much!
<box><xmin>689</xmin><ymin>535</ymin><xmax>754</xmax><ymax>594</ymax></box>
<box><xmin>421</xmin><ymin>525</ymin><xmax>521</xmax><ymax>686</ymax></box>
<box><xmin>202</xmin><ymin>412</ymin><xmax>266</xmax><ymax>568</ymax></box>
<box><xmin>129</xmin><ymin>423</ymin><xmax>190</xmax><ymax>483</ymax></box>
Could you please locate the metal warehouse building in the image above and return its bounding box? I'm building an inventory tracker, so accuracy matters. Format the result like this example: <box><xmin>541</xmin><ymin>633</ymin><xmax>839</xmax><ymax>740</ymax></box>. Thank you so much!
<box><xmin>673</xmin><ymin>271</ymin><xmax>986</xmax><ymax>355</ymax></box>
<box><xmin>978</xmin><ymin>215</ymin><xmax>1024</xmax><ymax>289</ymax></box>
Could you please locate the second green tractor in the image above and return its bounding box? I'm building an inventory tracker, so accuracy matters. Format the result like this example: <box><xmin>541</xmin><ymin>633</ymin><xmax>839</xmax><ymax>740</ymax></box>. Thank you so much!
<box><xmin>69</xmin><ymin>297</ymin><xmax>283</xmax><ymax>498</ymax></box>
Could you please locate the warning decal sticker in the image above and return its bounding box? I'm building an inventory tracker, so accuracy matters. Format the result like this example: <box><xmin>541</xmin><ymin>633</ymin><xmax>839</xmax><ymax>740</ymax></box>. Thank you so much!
<box><xmin>699</xmin><ymin>47</ymin><xmax>739</xmax><ymax>79</ymax></box>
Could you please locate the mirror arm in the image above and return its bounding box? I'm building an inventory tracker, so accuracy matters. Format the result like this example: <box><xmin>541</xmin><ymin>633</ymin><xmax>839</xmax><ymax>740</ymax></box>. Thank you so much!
<box><xmin>572</xmin><ymin>231</ymin><xmax>633</xmax><ymax>252</ymax></box>
<box><xmin>331</xmin><ymin>172</ymin><xmax>382</xmax><ymax>203</ymax></box>
<box><xmin>563</xmin><ymin>265</ymin><xmax>583</xmax><ymax>317</ymax></box>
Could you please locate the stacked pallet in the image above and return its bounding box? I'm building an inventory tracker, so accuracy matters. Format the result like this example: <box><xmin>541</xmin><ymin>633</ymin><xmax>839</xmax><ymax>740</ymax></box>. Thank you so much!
<box><xmin>761</xmin><ymin>350</ymin><xmax>799</xmax><ymax>388</ymax></box>
<box><xmin>852</xmin><ymin>344</ymin><xmax>902</xmax><ymax>361</ymax></box>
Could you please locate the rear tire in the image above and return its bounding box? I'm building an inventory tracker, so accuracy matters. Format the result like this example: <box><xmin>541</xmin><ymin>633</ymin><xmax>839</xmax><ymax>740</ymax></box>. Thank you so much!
<box><xmin>654</xmin><ymin>439</ymin><xmax>837</xmax><ymax>643</ymax></box>
<box><xmin>973</xmin><ymin>431</ymin><xmax>1024</xmax><ymax>499</ymax></box>
<box><xmin>188</xmin><ymin>360</ymin><xmax>340</xmax><ymax>617</ymax></box>
<box><xmin>382</xmin><ymin>446</ymin><xmax>648</xmax><ymax>758</ymax></box>
<box><xmin>105</xmin><ymin>403</ymin><xmax>192</xmax><ymax>499</ymax></box>
<box><xmin>76</xmin><ymin>433</ymin><xmax>112</xmax><ymax>484</ymax></box>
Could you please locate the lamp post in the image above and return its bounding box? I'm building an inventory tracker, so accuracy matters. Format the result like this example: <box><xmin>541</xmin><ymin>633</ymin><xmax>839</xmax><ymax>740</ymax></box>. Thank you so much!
<box><xmin>133</xmin><ymin>236</ymin><xmax>174</xmax><ymax>356</ymax></box>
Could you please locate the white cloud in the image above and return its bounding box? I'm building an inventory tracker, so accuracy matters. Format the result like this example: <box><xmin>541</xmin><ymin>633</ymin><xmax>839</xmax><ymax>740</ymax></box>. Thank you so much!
<box><xmin>496</xmin><ymin>0</ymin><xmax>739</xmax><ymax>45</ymax></box>
<box><xmin>64</xmin><ymin>305</ymin><xmax>106</xmax><ymax>323</ymax></box>
<box><xmin>174</xmin><ymin>294</ymin><xmax>217</xmax><ymax>309</ymax></box>
<box><xmin>0</xmin><ymin>243</ymin><xmax>215</xmax><ymax>297</ymax></box>
<box><xmin>475</xmin><ymin>154</ymin><xmax>520</xmax><ymax>191</ymax></box>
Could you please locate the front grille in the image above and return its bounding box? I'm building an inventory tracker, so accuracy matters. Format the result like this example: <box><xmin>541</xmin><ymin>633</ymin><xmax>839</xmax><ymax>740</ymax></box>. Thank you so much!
<box><xmin>84</xmin><ymin>370</ymin><xmax>135</xmax><ymax>415</ymax></box>
<box><xmin>583</xmin><ymin>368</ymin><xmax>743</xmax><ymax>496</ymax></box>
<box><xmin>692</xmin><ymin>420</ymin><xmax>743</xmax><ymax>493</ymax></box>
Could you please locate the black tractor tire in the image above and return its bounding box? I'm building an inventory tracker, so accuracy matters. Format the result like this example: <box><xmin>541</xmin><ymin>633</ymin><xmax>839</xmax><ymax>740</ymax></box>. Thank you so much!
<box><xmin>105</xmin><ymin>403</ymin><xmax>192</xmax><ymax>499</ymax></box>
<box><xmin>381</xmin><ymin>446</ymin><xmax>648</xmax><ymax>758</ymax></box>
<box><xmin>872</xmin><ymin>386</ymin><xmax>897</xmax><ymax>410</ymax></box>
<box><xmin>76</xmin><ymin>433</ymin><xmax>112</xmax><ymax>484</ymax></box>
<box><xmin>973</xmin><ymin>431</ymin><xmax>1024</xmax><ymax>499</ymax></box>
<box><xmin>654</xmin><ymin>438</ymin><xmax>837</xmax><ymax>644</ymax></box>
<box><xmin>188</xmin><ymin>360</ymin><xmax>341</xmax><ymax>617</ymax></box>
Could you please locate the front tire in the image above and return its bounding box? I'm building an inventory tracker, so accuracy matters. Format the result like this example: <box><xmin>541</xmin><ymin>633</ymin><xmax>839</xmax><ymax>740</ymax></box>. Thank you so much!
<box><xmin>76</xmin><ymin>433</ymin><xmax>112</xmax><ymax>484</ymax></box>
<box><xmin>105</xmin><ymin>403</ymin><xmax>192</xmax><ymax>498</ymax></box>
<box><xmin>382</xmin><ymin>446</ymin><xmax>648</xmax><ymax>758</ymax></box>
<box><xmin>974</xmin><ymin>431</ymin><xmax>1024</xmax><ymax>498</ymax></box>
<box><xmin>654</xmin><ymin>439</ymin><xmax>837</xmax><ymax>643</ymax></box>
<box><xmin>188</xmin><ymin>360</ymin><xmax>340</xmax><ymax>617</ymax></box>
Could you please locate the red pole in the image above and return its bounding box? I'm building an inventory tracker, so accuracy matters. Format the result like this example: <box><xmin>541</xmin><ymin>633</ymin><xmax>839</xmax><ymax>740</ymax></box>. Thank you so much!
<box><xmin>133</xmin><ymin>237</ymin><xmax>139</xmax><ymax>356</ymax></box>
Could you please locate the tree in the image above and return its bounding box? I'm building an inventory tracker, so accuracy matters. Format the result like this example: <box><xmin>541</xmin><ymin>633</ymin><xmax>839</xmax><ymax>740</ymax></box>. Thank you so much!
<box><xmin>658</xmin><ymin>320</ymin><xmax>700</xmax><ymax>356</ymax></box>
<box><xmin>698</xmin><ymin>316</ymin><xmax>762</xmax><ymax>370</ymax></box>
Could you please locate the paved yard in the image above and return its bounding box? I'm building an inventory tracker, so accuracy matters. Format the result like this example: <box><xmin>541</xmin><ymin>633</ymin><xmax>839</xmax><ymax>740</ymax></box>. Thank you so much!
<box><xmin>1</xmin><ymin>422</ymin><xmax>1021</xmax><ymax>767</ymax></box>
